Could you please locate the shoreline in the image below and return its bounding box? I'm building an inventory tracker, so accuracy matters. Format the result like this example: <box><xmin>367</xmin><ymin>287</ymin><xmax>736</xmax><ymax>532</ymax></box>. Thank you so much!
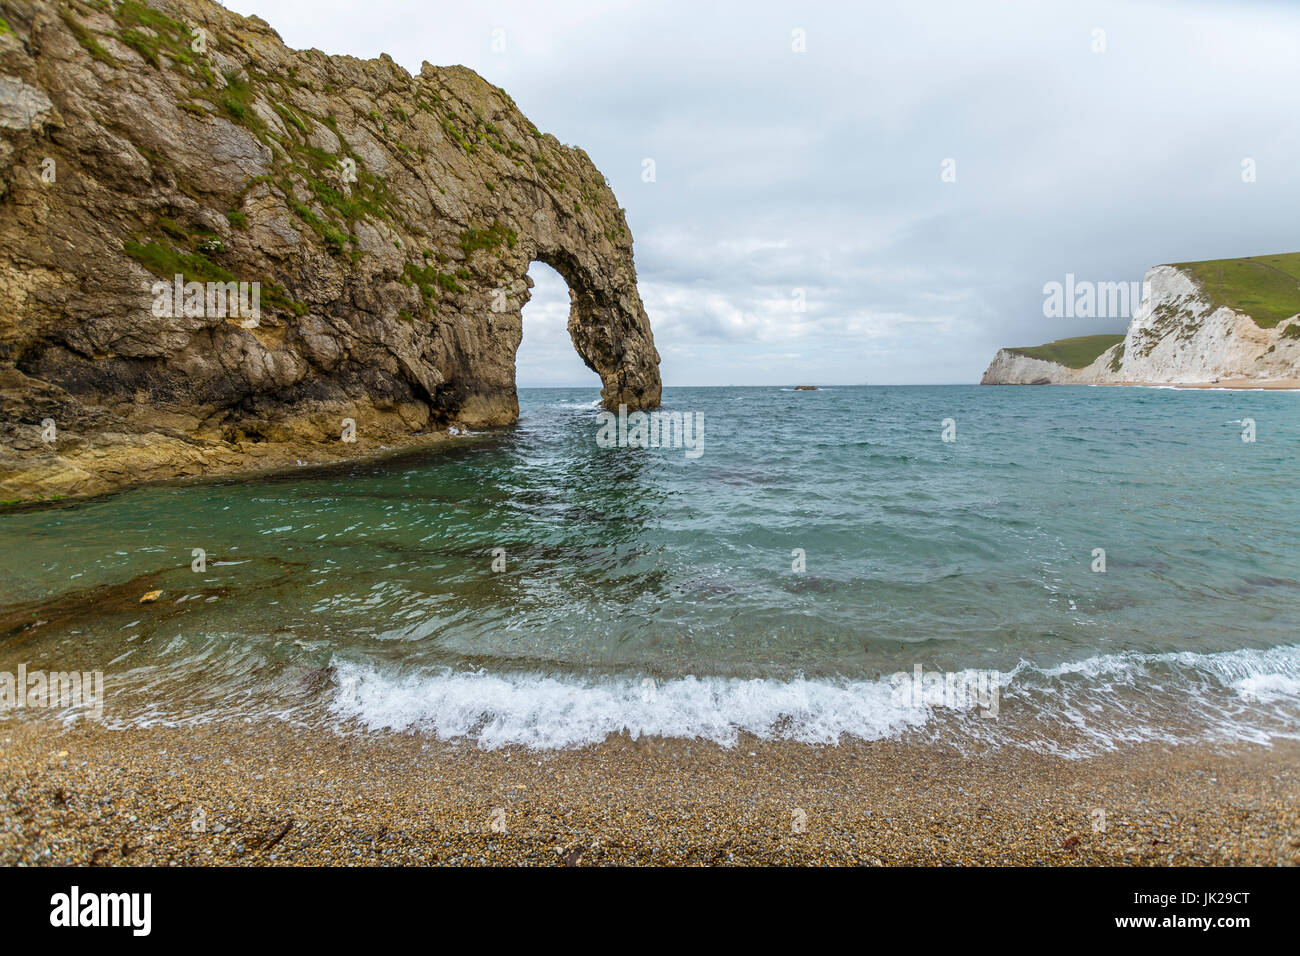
<box><xmin>0</xmin><ymin>427</ymin><xmax>482</xmax><ymax>512</ymax></box>
<box><xmin>982</xmin><ymin>379</ymin><xmax>1300</xmax><ymax>390</ymax></box>
<box><xmin>2</xmin><ymin>717</ymin><xmax>1296</xmax><ymax>866</ymax></box>
<box><xmin>1107</xmin><ymin>378</ymin><xmax>1300</xmax><ymax>390</ymax></box>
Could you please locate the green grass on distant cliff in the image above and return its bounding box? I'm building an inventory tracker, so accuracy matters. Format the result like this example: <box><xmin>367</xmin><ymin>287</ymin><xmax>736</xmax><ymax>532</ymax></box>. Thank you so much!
<box><xmin>1168</xmin><ymin>252</ymin><xmax>1300</xmax><ymax>329</ymax></box>
<box><xmin>1006</xmin><ymin>334</ymin><xmax>1125</xmax><ymax>369</ymax></box>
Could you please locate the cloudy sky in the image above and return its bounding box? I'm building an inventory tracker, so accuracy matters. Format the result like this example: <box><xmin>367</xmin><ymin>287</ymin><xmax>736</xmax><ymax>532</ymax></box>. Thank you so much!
<box><xmin>231</xmin><ymin>0</ymin><xmax>1300</xmax><ymax>386</ymax></box>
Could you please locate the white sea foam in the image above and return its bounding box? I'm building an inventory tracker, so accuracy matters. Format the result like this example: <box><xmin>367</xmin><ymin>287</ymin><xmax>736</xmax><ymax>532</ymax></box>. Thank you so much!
<box><xmin>1004</xmin><ymin>643</ymin><xmax>1300</xmax><ymax>686</ymax></box>
<box><xmin>1235</xmin><ymin>672</ymin><xmax>1300</xmax><ymax>703</ymax></box>
<box><xmin>329</xmin><ymin>665</ymin><xmax>929</xmax><ymax>749</ymax></box>
<box><xmin>328</xmin><ymin>645</ymin><xmax>1300</xmax><ymax>752</ymax></box>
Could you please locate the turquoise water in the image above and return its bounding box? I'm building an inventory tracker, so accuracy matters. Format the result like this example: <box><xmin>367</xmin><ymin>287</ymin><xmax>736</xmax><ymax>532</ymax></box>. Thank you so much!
<box><xmin>2</xmin><ymin>386</ymin><xmax>1298</xmax><ymax>751</ymax></box>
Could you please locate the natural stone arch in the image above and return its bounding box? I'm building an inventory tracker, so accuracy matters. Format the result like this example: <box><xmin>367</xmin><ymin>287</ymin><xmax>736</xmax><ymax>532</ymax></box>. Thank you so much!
<box><xmin>429</xmin><ymin>227</ymin><xmax>662</xmax><ymax>428</ymax></box>
<box><xmin>534</xmin><ymin>245</ymin><xmax>659</xmax><ymax>407</ymax></box>
<box><xmin>0</xmin><ymin>1</ymin><xmax>663</xmax><ymax>500</ymax></box>
<box><xmin>424</xmin><ymin>111</ymin><xmax>662</xmax><ymax>427</ymax></box>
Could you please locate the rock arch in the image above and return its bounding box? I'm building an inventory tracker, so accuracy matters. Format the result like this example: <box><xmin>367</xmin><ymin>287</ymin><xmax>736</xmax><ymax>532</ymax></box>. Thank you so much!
<box><xmin>533</xmin><ymin>244</ymin><xmax>660</xmax><ymax>407</ymax></box>
<box><xmin>0</xmin><ymin>0</ymin><xmax>662</xmax><ymax>500</ymax></box>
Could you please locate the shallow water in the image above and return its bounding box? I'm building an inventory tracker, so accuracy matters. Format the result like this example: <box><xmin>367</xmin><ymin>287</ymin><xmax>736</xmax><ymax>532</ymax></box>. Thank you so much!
<box><xmin>1</xmin><ymin>385</ymin><xmax>1298</xmax><ymax>752</ymax></box>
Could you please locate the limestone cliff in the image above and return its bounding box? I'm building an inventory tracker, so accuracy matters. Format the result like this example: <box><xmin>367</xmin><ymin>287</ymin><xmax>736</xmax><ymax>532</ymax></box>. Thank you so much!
<box><xmin>0</xmin><ymin>0</ymin><xmax>661</xmax><ymax>502</ymax></box>
<box><xmin>979</xmin><ymin>345</ymin><xmax>1118</xmax><ymax>386</ymax></box>
<box><xmin>982</xmin><ymin>261</ymin><xmax>1300</xmax><ymax>386</ymax></box>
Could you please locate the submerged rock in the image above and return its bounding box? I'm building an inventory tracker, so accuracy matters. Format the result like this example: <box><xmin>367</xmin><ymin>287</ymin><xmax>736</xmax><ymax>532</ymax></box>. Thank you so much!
<box><xmin>0</xmin><ymin>0</ymin><xmax>661</xmax><ymax>502</ymax></box>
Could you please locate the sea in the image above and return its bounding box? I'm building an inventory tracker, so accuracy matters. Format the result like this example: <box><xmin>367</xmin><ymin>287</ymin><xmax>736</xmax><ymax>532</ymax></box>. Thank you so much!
<box><xmin>2</xmin><ymin>385</ymin><xmax>1298</xmax><ymax>755</ymax></box>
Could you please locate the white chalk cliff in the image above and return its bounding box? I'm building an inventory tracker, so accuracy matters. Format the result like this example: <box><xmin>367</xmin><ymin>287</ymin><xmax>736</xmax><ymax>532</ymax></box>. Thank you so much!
<box><xmin>982</xmin><ymin>264</ymin><xmax>1300</xmax><ymax>385</ymax></box>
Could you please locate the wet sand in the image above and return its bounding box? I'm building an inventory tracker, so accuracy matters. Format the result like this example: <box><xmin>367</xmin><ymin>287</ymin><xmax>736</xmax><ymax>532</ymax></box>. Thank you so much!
<box><xmin>1</xmin><ymin>718</ymin><xmax>1296</xmax><ymax>866</ymax></box>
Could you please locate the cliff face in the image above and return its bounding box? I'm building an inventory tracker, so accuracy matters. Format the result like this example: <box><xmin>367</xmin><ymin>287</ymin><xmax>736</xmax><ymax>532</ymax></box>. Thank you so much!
<box><xmin>0</xmin><ymin>0</ymin><xmax>661</xmax><ymax>502</ymax></box>
<box><xmin>1109</xmin><ymin>265</ymin><xmax>1300</xmax><ymax>383</ymax></box>
<box><xmin>982</xmin><ymin>263</ymin><xmax>1300</xmax><ymax>386</ymax></box>
<box><xmin>979</xmin><ymin>349</ymin><xmax>1113</xmax><ymax>386</ymax></box>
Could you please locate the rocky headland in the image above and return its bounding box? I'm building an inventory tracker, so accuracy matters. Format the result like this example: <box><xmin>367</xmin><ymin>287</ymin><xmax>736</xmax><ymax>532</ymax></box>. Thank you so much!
<box><xmin>982</xmin><ymin>256</ymin><xmax>1300</xmax><ymax>387</ymax></box>
<box><xmin>0</xmin><ymin>0</ymin><xmax>661</xmax><ymax>503</ymax></box>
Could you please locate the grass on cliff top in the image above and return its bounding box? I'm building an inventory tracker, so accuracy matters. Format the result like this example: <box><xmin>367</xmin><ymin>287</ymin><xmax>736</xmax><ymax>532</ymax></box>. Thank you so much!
<box><xmin>1166</xmin><ymin>252</ymin><xmax>1300</xmax><ymax>329</ymax></box>
<box><xmin>1006</xmin><ymin>334</ymin><xmax>1125</xmax><ymax>369</ymax></box>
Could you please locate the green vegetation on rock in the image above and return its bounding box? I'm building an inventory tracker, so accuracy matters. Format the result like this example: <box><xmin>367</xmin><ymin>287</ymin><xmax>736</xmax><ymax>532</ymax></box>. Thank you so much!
<box><xmin>459</xmin><ymin>221</ymin><xmax>517</xmax><ymax>256</ymax></box>
<box><xmin>115</xmin><ymin>0</ymin><xmax>213</xmax><ymax>82</ymax></box>
<box><xmin>125</xmin><ymin>238</ymin><xmax>236</xmax><ymax>285</ymax></box>
<box><xmin>404</xmin><ymin>262</ymin><xmax>464</xmax><ymax>308</ymax></box>
<box><xmin>61</xmin><ymin>8</ymin><xmax>118</xmax><ymax>65</ymax></box>
<box><xmin>1007</xmin><ymin>334</ymin><xmax>1125</xmax><ymax>369</ymax></box>
<box><xmin>1169</xmin><ymin>252</ymin><xmax>1300</xmax><ymax>329</ymax></box>
<box><xmin>126</xmin><ymin>235</ymin><xmax>307</xmax><ymax>316</ymax></box>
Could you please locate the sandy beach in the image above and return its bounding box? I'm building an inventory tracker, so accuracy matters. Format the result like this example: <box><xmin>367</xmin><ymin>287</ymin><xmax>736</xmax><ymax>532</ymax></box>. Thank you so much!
<box><xmin>1114</xmin><ymin>378</ymin><xmax>1300</xmax><ymax>390</ymax></box>
<box><xmin>1</xmin><ymin>718</ymin><xmax>1296</xmax><ymax>866</ymax></box>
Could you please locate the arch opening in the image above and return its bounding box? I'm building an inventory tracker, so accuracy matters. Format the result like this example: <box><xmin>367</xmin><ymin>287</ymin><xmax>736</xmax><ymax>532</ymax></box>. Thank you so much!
<box><xmin>515</xmin><ymin>260</ymin><xmax>602</xmax><ymax>390</ymax></box>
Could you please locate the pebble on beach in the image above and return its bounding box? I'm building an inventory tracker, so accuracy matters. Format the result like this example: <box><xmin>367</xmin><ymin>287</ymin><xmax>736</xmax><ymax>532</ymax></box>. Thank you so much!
<box><xmin>1</xmin><ymin>719</ymin><xmax>1297</xmax><ymax>867</ymax></box>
